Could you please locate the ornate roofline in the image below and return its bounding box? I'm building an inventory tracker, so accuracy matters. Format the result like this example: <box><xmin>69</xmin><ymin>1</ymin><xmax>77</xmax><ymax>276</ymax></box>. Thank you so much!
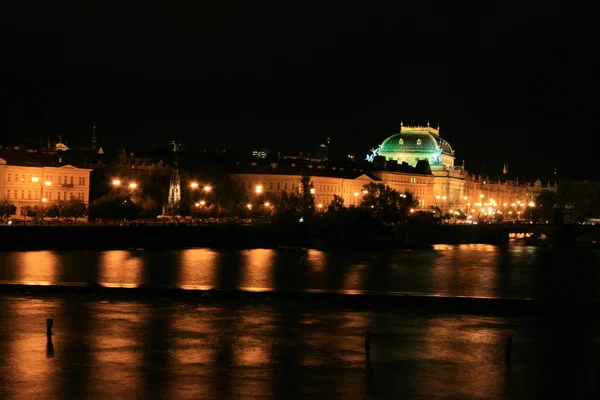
<box><xmin>400</xmin><ymin>125</ymin><xmax>439</xmax><ymax>136</ymax></box>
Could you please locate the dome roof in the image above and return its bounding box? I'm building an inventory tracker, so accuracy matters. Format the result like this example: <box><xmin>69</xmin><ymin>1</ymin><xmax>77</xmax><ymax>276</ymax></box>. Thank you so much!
<box><xmin>379</xmin><ymin>126</ymin><xmax>454</xmax><ymax>156</ymax></box>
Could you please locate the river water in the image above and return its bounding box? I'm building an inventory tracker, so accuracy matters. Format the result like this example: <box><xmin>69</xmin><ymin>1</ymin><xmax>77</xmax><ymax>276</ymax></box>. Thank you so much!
<box><xmin>0</xmin><ymin>244</ymin><xmax>599</xmax><ymax>301</ymax></box>
<box><xmin>1</xmin><ymin>244</ymin><xmax>600</xmax><ymax>399</ymax></box>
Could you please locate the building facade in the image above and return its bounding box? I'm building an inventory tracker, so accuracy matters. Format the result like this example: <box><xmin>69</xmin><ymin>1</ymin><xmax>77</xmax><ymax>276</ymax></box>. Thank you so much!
<box><xmin>0</xmin><ymin>149</ymin><xmax>92</xmax><ymax>218</ymax></box>
<box><xmin>228</xmin><ymin>123</ymin><xmax>555</xmax><ymax>220</ymax></box>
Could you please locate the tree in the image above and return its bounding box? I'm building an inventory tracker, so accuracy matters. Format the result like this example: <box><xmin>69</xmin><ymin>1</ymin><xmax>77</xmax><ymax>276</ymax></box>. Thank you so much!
<box><xmin>360</xmin><ymin>183</ymin><xmax>418</xmax><ymax>225</ymax></box>
<box><xmin>137</xmin><ymin>197</ymin><xmax>159</xmax><ymax>218</ymax></box>
<box><xmin>300</xmin><ymin>174</ymin><xmax>315</xmax><ymax>220</ymax></box>
<box><xmin>63</xmin><ymin>199</ymin><xmax>88</xmax><ymax>220</ymax></box>
<box><xmin>47</xmin><ymin>200</ymin><xmax>68</xmax><ymax>219</ymax></box>
<box><xmin>90</xmin><ymin>192</ymin><xmax>138</xmax><ymax>221</ymax></box>
<box><xmin>0</xmin><ymin>200</ymin><xmax>17</xmax><ymax>220</ymax></box>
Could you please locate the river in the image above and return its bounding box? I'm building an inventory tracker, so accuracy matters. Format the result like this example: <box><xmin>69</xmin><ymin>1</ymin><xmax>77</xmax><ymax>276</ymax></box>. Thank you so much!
<box><xmin>0</xmin><ymin>244</ymin><xmax>599</xmax><ymax>301</ymax></box>
<box><xmin>1</xmin><ymin>244</ymin><xmax>600</xmax><ymax>399</ymax></box>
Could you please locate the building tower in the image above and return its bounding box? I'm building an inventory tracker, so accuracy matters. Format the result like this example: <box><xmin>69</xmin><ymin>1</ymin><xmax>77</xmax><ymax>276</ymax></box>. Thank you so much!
<box><xmin>116</xmin><ymin>141</ymin><xmax>126</xmax><ymax>165</ymax></box>
<box><xmin>164</xmin><ymin>141</ymin><xmax>181</xmax><ymax>216</ymax></box>
<box><xmin>91</xmin><ymin>122</ymin><xmax>97</xmax><ymax>152</ymax></box>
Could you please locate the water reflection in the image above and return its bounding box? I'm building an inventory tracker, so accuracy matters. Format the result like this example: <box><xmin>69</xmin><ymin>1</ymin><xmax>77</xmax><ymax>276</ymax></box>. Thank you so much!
<box><xmin>1</xmin><ymin>245</ymin><xmax>600</xmax><ymax>300</ymax></box>
<box><xmin>240</xmin><ymin>249</ymin><xmax>276</xmax><ymax>292</ymax></box>
<box><xmin>179</xmin><ymin>248</ymin><xmax>220</xmax><ymax>290</ymax></box>
<box><xmin>14</xmin><ymin>251</ymin><xmax>59</xmax><ymax>285</ymax></box>
<box><xmin>99</xmin><ymin>251</ymin><xmax>143</xmax><ymax>288</ymax></box>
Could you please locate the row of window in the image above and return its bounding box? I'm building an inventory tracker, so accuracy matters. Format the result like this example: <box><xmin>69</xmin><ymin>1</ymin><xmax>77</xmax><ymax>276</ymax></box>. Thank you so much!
<box><xmin>244</xmin><ymin>181</ymin><xmax>298</xmax><ymax>192</ymax></box>
<box><xmin>4</xmin><ymin>173</ymin><xmax>86</xmax><ymax>186</ymax></box>
<box><xmin>5</xmin><ymin>189</ymin><xmax>85</xmax><ymax>201</ymax></box>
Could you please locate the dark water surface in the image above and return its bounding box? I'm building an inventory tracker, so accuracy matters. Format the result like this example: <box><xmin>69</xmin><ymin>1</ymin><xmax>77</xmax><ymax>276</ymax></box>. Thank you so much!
<box><xmin>0</xmin><ymin>296</ymin><xmax>598</xmax><ymax>399</ymax></box>
<box><xmin>0</xmin><ymin>244</ymin><xmax>599</xmax><ymax>301</ymax></box>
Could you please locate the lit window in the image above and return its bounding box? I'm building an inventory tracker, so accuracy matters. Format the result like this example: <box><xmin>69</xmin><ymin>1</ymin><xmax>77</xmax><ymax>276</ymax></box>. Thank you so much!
<box><xmin>398</xmin><ymin>138</ymin><xmax>404</xmax><ymax>144</ymax></box>
<box><xmin>276</xmin><ymin>182</ymin><xmax>281</xmax><ymax>190</ymax></box>
<box><xmin>416</xmin><ymin>139</ymin><xmax>422</xmax><ymax>145</ymax></box>
<box><xmin>284</xmin><ymin>182</ymin><xmax>288</xmax><ymax>191</ymax></box>
<box><xmin>21</xmin><ymin>190</ymin><xmax>24</xmax><ymax>199</ymax></box>
<box><xmin>14</xmin><ymin>190</ymin><xmax>17</xmax><ymax>198</ymax></box>
<box><xmin>28</xmin><ymin>190</ymin><xmax>31</xmax><ymax>199</ymax></box>
<box><xmin>7</xmin><ymin>173</ymin><xmax>11</xmax><ymax>181</ymax></box>
<box><xmin>269</xmin><ymin>182</ymin><xmax>273</xmax><ymax>190</ymax></box>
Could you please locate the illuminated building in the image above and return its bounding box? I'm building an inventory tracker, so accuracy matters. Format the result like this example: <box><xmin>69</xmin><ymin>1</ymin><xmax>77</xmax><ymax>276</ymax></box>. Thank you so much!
<box><xmin>376</xmin><ymin>122</ymin><xmax>555</xmax><ymax>217</ymax></box>
<box><xmin>0</xmin><ymin>148</ymin><xmax>92</xmax><ymax>218</ymax></box>
<box><xmin>229</xmin><ymin>122</ymin><xmax>555</xmax><ymax>218</ymax></box>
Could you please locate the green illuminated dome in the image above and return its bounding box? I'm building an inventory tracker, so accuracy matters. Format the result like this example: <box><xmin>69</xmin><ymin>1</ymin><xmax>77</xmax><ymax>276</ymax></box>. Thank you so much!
<box><xmin>378</xmin><ymin>125</ymin><xmax>455</xmax><ymax>167</ymax></box>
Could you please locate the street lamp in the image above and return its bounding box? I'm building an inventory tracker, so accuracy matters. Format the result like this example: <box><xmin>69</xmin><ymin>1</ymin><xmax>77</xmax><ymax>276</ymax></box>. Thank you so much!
<box><xmin>190</xmin><ymin>182</ymin><xmax>199</xmax><ymax>189</ymax></box>
<box><xmin>247</xmin><ymin>203</ymin><xmax>252</xmax><ymax>210</ymax></box>
<box><xmin>255</xmin><ymin>185</ymin><xmax>263</xmax><ymax>194</ymax></box>
<box><xmin>264</xmin><ymin>202</ymin><xmax>271</xmax><ymax>207</ymax></box>
<box><xmin>129</xmin><ymin>183</ymin><xmax>137</xmax><ymax>189</ymax></box>
<box><xmin>204</xmin><ymin>186</ymin><xmax>212</xmax><ymax>192</ymax></box>
<box><xmin>310</xmin><ymin>188</ymin><xmax>315</xmax><ymax>194</ymax></box>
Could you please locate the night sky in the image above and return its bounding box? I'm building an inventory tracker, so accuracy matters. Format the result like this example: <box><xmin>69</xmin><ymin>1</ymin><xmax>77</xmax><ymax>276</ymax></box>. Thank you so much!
<box><xmin>3</xmin><ymin>3</ymin><xmax>599</xmax><ymax>179</ymax></box>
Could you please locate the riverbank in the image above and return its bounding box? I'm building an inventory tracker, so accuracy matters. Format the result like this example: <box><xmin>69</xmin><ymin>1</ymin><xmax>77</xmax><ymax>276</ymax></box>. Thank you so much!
<box><xmin>0</xmin><ymin>223</ymin><xmax>510</xmax><ymax>251</ymax></box>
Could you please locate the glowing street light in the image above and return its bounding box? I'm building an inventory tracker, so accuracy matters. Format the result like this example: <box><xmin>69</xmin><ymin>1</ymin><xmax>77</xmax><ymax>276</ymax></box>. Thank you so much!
<box><xmin>480</xmin><ymin>194</ymin><xmax>484</xmax><ymax>198</ymax></box>
<box><xmin>442</xmin><ymin>196</ymin><xmax>447</xmax><ymax>200</ymax></box>
<box><xmin>190</xmin><ymin>182</ymin><xmax>199</xmax><ymax>189</ymax></box>
<box><xmin>309</xmin><ymin>188</ymin><xmax>315</xmax><ymax>194</ymax></box>
<box><xmin>42</xmin><ymin>198</ymin><xmax>47</xmax><ymax>202</ymax></box>
<box><xmin>410</xmin><ymin>208</ymin><xmax>414</xmax><ymax>213</ymax></box>
<box><xmin>528</xmin><ymin>201</ymin><xmax>535</xmax><ymax>207</ymax></box>
<box><xmin>353</xmin><ymin>192</ymin><xmax>359</xmax><ymax>197</ymax></box>
<box><xmin>31</xmin><ymin>177</ymin><xmax>40</xmax><ymax>182</ymax></box>
<box><xmin>317</xmin><ymin>203</ymin><xmax>323</xmax><ymax>209</ymax></box>
<box><xmin>200</xmin><ymin>200</ymin><xmax>206</xmax><ymax>206</ymax></box>
<box><xmin>204</xmin><ymin>186</ymin><xmax>212</xmax><ymax>192</ymax></box>
<box><xmin>264</xmin><ymin>202</ymin><xmax>271</xmax><ymax>207</ymax></box>
<box><xmin>463</xmin><ymin>196</ymin><xmax>468</xmax><ymax>200</ymax></box>
<box><xmin>44</xmin><ymin>181</ymin><xmax>52</xmax><ymax>186</ymax></box>
<box><xmin>436</xmin><ymin>195</ymin><xmax>441</xmax><ymax>199</ymax></box>
<box><xmin>255</xmin><ymin>185</ymin><xmax>263</xmax><ymax>194</ymax></box>
<box><xmin>362</xmin><ymin>190</ymin><xmax>368</xmax><ymax>194</ymax></box>
<box><xmin>112</xmin><ymin>179</ymin><xmax>121</xmax><ymax>186</ymax></box>
<box><xmin>247</xmin><ymin>203</ymin><xmax>252</xmax><ymax>209</ymax></box>
<box><xmin>129</xmin><ymin>183</ymin><xmax>137</xmax><ymax>189</ymax></box>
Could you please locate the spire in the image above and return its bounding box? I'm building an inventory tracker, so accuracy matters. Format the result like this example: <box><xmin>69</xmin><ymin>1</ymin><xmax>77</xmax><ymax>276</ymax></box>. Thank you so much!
<box><xmin>502</xmin><ymin>163</ymin><xmax>508</xmax><ymax>175</ymax></box>
<box><xmin>90</xmin><ymin>122</ymin><xmax>97</xmax><ymax>152</ymax></box>
<box><xmin>400</xmin><ymin>118</ymin><xmax>403</xmax><ymax>131</ymax></box>
<box><xmin>427</xmin><ymin>118</ymin><xmax>430</xmax><ymax>127</ymax></box>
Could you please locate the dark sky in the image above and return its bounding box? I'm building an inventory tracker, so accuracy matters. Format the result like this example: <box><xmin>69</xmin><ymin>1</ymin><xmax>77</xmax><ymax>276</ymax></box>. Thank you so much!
<box><xmin>3</xmin><ymin>3</ymin><xmax>599</xmax><ymax>179</ymax></box>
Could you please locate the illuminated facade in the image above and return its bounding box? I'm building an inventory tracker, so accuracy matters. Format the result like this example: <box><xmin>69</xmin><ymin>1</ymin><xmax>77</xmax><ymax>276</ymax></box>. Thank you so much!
<box><xmin>0</xmin><ymin>149</ymin><xmax>92</xmax><ymax>218</ymax></box>
<box><xmin>230</xmin><ymin>164</ymin><xmax>434</xmax><ymax>208</ymax></box>
<box><xmin>231</xmin><ymin>122</ymin><xmax>554</xmax><ymax>219</ymax></box>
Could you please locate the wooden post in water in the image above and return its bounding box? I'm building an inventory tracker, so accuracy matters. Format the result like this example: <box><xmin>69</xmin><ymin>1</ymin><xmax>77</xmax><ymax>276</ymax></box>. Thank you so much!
<box><xmin>46</xmin><ymin>318</ymin><xmax>53</xmax><ymax>336</ymax></box>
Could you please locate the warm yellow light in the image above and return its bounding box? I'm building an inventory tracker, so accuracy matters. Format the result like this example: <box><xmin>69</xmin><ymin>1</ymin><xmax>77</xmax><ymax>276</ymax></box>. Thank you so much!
<box><xmin>410</xmin><ymin>208</ymin><xmax>414</xmax><ymax>213</ymax></box>
<box><xmin>442</xmin><ymin>196</ymin><xmax>447</xmax><ymax>200</ymax></box>
<box><xmin>200</xmin><ymin>200</ymin><xmax>206</xmax><ymax>206</ymax></box>
<box><xmin>204</xmin><ymin>186</ymin><xmax>212</xmax><ymax>192</ymax></box>
<box><xmin>264</xmin><ymin>202</ymin><xmax>270</xmax><ymax>207</ymax></box>
<box><xmin>353</xmin><ymin>192</ymin><xmax>359</xmax><ymax>197</ymax></box>
<box><xmin>517</xmin><ymin>200</ymin><xmax>521</xmax><ymax>204</ymax></box>
<box><xmin>195</xmin><ymin>202</ymin><xmax>200</xmax><ymax>207</ymax></box>
<box><xmin>112</xmin><ymin>179</ymin><xmax>121</xmax><ymax>186</ymax></box>
<box><xmin>31</xmin><ymin>177</ymin><xmax>40</xmax><ymax>182</ymax></box>
<box><xmin>129</xmin><ymin>183</ymin><xmax>137</xmax><ymax>189</ymax></box>
<box><xmin>503</xmin><ymin>203</ymin><xmax>507</xmax><ymax>207</ymax></box>
<box><xmin>255</xmin><ymin>185</ymin><xmax>263</xmax><ymax>193</ymax></box>
<box><xmin>436</xmin><ymin>195</ymin><xmax>441</xmax><ymax>199</ymax></box>
<box><xmin>479</xmin><ymin>194</ymin><xmax>484</xmax><ymax>198</ymax></box>
<box><xmin>511</xmin><ymin>203</ymin><xmax>516</xmax><ymax>207</ymax></box>
<box><xmin>362</xmin><ymin>190</ymin><xmax>368</xmax><ymax>194</ymax></box>
<box><xmin>310</xmin><ymin>188</ymin><xmax>315</xmax><ymax>194</ymax></box>
<box><xmin>42</xmin><ymin>198</ymin><xmax>47</xmax><ymax>202</ymax></box>
<box><xmin>317</xmin><ymin>203</ymin><xmax>323</xmax><ymax>208</ymax></box>
<box><xmin>190</xmin><ymin>182</ymin><xmax>199</xmax><ymax>188</ymax></box>
<box><xmin>44</xmin><ymin>181</ymin><xmax>52</xmax><ymax>186</ymax></box>
<box><xmin>449</xmin><ymin>209</ymin><xmax>454</xmax><ymax>213</ymax></box>
<box><xmin>467</xmin><ymin>202</ymin><xmax>471</xmax><ymax>206</ymax></box>
<box><xmin>247</xmin><ymin>203</ymin><xmax>252</xmax><ymax>209</ymax></box>
<box><xmin>463</xmin><ymin>196</ymin><xmax>468</xmax><ymax>200</ymax></box>
<box><xmin>528</xmin><ymin>201</ymin><xmax>535</xmax><ymax>207</ymax></box>
<box><xmin>508</xmin><ymin>211</ymin><xmax>512</xmax><ymax>215</ymax></box>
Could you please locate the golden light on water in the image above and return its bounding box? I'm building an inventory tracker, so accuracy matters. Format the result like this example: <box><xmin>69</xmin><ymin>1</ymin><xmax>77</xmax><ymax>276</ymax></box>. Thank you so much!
<box><xmin>99</xmin><ymin>251</ymin><xmax>143</xmax><ymax>288</ymax></box>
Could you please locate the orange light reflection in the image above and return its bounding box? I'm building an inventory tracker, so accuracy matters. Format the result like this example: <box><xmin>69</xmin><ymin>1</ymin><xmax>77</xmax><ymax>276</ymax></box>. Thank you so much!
<box><xmin>16</xmin><ymin>251</ymin><xmax>59</xmax><ymax>286</ymax></box>
<box><xmin>99</xmin><ymin>251</ymin><xmax>142</xmax><ymax>288</ymax></box>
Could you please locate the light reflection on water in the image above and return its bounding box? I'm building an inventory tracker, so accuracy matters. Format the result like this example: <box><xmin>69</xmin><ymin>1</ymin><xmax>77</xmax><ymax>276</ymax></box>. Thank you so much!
<box><xmin>0</xmin><ymin>244</ymin><xmax>599</xmax><ymax>301</ymax></box>
<box><xmin>0</xmin><ymin>296</ymin><xmax>597</xmax><ymax>399</ymax></box>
